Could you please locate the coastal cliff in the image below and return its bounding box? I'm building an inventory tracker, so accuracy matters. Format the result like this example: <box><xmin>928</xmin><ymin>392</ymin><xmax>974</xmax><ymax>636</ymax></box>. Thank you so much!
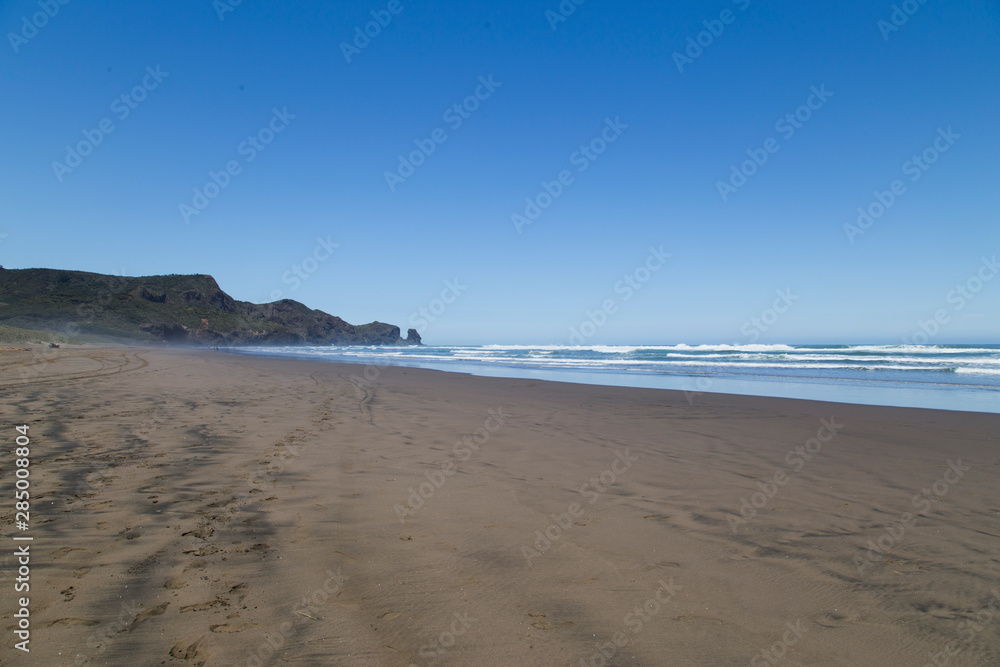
<box><xmin>0</xmin><ymin>268</ymin><xmax>421</xmax><ymax>346</ymax></box>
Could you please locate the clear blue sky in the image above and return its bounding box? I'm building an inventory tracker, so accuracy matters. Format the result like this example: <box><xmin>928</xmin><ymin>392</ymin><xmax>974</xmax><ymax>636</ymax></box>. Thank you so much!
<box><xmin>2</xmin><ymin>0</ymin><xmax>998</xmax><ymax>344</ymax></box>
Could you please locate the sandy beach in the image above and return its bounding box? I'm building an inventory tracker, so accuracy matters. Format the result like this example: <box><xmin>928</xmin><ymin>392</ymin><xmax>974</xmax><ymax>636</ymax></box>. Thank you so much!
<box><xmin>1</xmin><ymin>346</ymin><xmax>998</xmax><ymax>666</ymax></box>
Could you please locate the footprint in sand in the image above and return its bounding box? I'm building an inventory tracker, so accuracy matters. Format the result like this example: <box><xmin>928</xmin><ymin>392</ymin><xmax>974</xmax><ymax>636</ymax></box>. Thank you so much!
<box><xmin>812</xmin><ymin>612</ymin><xmax>854</xmax><ymax>628</ymax></box>
<box><xmin>674</xmin><ymin>615</ymin><xmax>723</xmax><ymax>624</ymax></box>
<box><xmin>228</xmin><ymin>583</ymin><xmax>249</xmax><ymax>603</ymax></box>
<box><xmin>645</xmin><ymin>561</ymin><xmax>681</xmax><ymax>570</ymax></box>
<box><xmin>531</xmin><ymin>620</ymin><xmax>575</xmax><ymax>630</ymax></box>
<box><xmin>45</xmin><ymin>618</ymin><xmax>99</xmax><ymax>627</ymax></box>
<box><xmin>183</xmin><ymin>545</ymin><xmax>222</xmax><ymax>557</ymax></box>
<box><xmin>181</xmin><ymin>526</ymin><xmax>215</xmax><ymax>539</ymax></box>
<box><xmin>84</xmin><ymin>500</ymin><xmax>114</xmax><ymax>509</ymax></box>
<box><xmin>210</xmin><ymin>621</ymin><xmax>256</xmax><ymax>633</ymax></box>
<box><xmin>132</xmin><ymin>602</ymin><xmax>169</xmax><ymax>628</ymax></box>
<box><xmin>169</xmin><ymin>636</ymin><xmax>207</xmax><ymax>662</ymax></box>
<box><xmin>180</xmin><ymin>599</ymin><xmax>229</xmax><ymax>613</ymax></box>
<box><xmin>51</xmin><ymin>546</ymin><xmax>94</xmax><ymax>560</ymax></box>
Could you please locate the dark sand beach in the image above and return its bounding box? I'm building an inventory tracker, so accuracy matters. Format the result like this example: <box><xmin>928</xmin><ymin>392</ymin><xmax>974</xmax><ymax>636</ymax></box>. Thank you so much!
<box><xmin>1</xmin><ymin>346</ymin><xmax>998</xmax><ymax>666</ymax></box>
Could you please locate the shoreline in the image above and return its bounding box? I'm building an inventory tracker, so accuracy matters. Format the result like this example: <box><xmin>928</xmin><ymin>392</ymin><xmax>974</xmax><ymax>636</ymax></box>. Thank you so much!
<box><xmin>2</xmin><ymin>347</ymin><xmax>998</xmax><ymax>665</ymax></box>
<box><xmin>220</xmin><ymin>344</ymin><xmax>1000</xmax><ymax>416</ymax></box>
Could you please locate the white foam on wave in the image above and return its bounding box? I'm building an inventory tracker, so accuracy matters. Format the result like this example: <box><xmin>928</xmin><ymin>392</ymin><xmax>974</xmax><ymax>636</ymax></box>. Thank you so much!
<box><xmin>670</xmin><ymin>343</ymin><xmax>799</xmax><ymax>352</ymax></box>
<box><xmin>591</xmin><ymin>345</ymin><xmax>639</xmax><ymax>354</ymax></box>
<box><xmin>846</xmin><ymin>345</ymin><xmax>999</xmax><ymax>355</ymax></box>
<box><xmin>234</xmin><ymin>345</ymin><xmax>1000</xmax><ymax>381</ymax></box>
<box><xmin>476</xmin><ymin>343</ymin><xmax>804</xmax><ymax>353</ymax></box>
<box><xmin>955</xmin><ymin>367</ymin><xmax>1000</xmax><ymax>375</ymax></box>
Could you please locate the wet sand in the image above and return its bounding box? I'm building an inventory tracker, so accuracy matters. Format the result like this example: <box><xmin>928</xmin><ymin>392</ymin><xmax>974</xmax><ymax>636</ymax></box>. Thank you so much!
<box><xmin>1</xmin><ymin>346</ymin><xmax>998</xmax><ymax>666</ymax></box>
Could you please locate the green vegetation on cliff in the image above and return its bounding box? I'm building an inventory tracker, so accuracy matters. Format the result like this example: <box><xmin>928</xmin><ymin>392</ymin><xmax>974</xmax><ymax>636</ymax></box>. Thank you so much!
<box><xmin>0</xmin><ymin>268</ymin><xmax>421</xmax><ymax>346</ymax></box>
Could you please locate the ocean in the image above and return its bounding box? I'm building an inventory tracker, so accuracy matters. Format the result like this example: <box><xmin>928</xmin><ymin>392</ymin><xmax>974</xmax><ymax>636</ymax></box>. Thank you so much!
<box><xmin>229</xmin><ymin>344</ymin><xmax>1000</xmax><ymax>414</ymax></box>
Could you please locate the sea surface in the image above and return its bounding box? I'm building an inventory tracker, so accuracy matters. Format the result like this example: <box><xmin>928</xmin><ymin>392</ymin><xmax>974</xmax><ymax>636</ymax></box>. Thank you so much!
<box><xmin>229</xmin><ymin>344</ymin><xmax>1000</xmax><ymax>414</ymax></box>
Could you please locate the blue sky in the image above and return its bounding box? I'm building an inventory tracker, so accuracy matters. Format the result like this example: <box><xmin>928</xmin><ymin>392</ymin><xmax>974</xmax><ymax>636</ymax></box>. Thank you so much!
<box><xmin>1</xmin><ymin>0</ymin><xmax>998</xmax><ymax>344</ymax></box>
